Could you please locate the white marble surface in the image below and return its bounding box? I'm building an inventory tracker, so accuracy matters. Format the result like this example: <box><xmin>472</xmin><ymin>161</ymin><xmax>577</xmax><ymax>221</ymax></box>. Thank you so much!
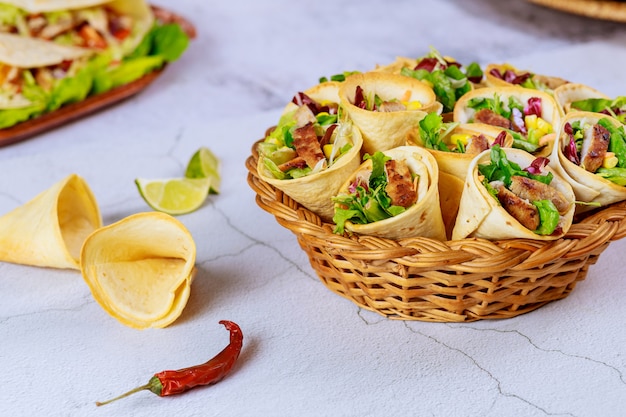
<box><xmin>2</xmin><ymin>1</ymin><xmax>626</xmax><ymax>416</ymax></box>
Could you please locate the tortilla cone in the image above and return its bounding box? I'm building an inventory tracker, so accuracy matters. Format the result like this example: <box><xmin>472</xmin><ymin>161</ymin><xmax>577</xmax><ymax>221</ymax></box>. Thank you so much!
<box><xmin>413</xmin><ymin>123</ymin><xmax>514</xmax><ymax>181</ymax></box>
<box><xmin>438</xmin><ymin>171</ymin><xmax>464</xmax><ymax>240</ymax></box>
<box><xmin>372</xmin><ymin>56</ymin><xmax>418</xmax><ymax>74</ymax></box>
<box><xmin>553</xmin><ymin>83</ymin><xmax>610</xmax><ymax>115</ymax></box>
<box><xmin>3</xmin><ymin>0</ymin><xmax>154</xmax><ymax>56</ymax></box>
<box><xmin>0</xmin><ymin>174</ymin><xmax>101</xmax><ymax>269</ymax></box>
<box><xmin>257</xmin><ymin>121</ymin><xmax>364</xmax><ymax>222</ymax></box>
<box><xmin>336</xmin><ymin>145</ymin><xmax>446</xmax><ymax>241</ymax></box>
<box><xmin>338</xmin><ymin>71</ymin><xmax>441</xmax><ymax>154</ymax></box>
<box><xmin>549</xmin><ymin>111</ymin><xmax>626</xmax><ymax>209</ymax></box>
<box><xmin>452</xmin><ymin>148</ymin><xmax>575</xmax><ymax>241</ymax></box>
<box><xmin>484</xmin><ymin>63</ymin><xmax>569</xmax><ymax>91</ymax></box>
<box><xmin>453</xmin><ymin>86</ymin><xmax>562</xmax><ymax>157</ymax></box>
<box><xmin>282</xmin><ymin>81</ymin><xmax>342</xmax><ymax>115</ymax></box>
<box><xmin>80</xmin><ymin>211</ymin><xmax>196</xmax><ymax>329</ymax></box>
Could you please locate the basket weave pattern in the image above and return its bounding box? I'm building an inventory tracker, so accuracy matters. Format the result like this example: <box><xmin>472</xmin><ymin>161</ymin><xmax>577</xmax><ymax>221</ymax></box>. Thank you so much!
<box><xmin>247</xmin><ymin>141</ymin><xmax>626</xmax><ymax>322</ymax></box>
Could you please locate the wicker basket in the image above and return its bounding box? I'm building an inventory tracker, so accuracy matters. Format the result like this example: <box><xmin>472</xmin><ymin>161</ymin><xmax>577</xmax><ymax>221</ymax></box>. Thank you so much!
<box><xmin>247</xmin><ymin>138</ymin><xmax>626</xmax><ymax>322</ymax></box>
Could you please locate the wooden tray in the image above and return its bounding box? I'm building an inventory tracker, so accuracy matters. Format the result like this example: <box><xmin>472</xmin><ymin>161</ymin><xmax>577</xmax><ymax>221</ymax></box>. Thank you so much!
<box><xmin>0</xmin><ymin>5</ymin><xmax>196</xmax><ymax>148</ymax></box>
<box><xmin>528</xmin><ymin>0</ymin><xmax>626</xmax><ymax>22</ymax></box>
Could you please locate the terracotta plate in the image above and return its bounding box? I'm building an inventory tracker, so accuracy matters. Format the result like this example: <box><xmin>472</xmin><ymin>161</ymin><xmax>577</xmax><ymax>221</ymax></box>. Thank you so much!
<box><xmin>0</xmin><ymin>5</ymin><xmax>196</xmax><ymax>148</ymax></box>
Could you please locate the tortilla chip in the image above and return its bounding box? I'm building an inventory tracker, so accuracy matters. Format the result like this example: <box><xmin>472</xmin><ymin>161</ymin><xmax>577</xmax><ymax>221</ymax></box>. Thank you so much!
<box><xmin>549</xmin><ymin>111</ymin><xmax>626</xmax><ymax>211</ymax></box>
<box><xmin>0</xmin><ymin>174</ymin><xmax>101</xmax><ymax>269</ymax></box>
<box><xmin>452</xmin><ymin>148</ymin><xmax>575</xmax><ymax>240</ymax></box>
<box><xmin>338</xmin><ymin>71</ymin><xmax>441</xmax><ymax>154</ymax></box>
<box><xmin>336</xmin><ymin>145</ymin><xmax>446</xmax><ymax>241</ymax></box>
<box><xmin>80</xmin><ymin>211</ymin><xmax>196</xmax><ymax>329</ymax></box>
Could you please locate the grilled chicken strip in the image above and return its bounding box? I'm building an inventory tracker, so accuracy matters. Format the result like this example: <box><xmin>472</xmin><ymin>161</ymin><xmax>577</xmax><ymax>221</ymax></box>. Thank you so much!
<box><xmin>385</xmin><ymin>159</ymin><xmax>417</xmax><ymax>208</ymax></box>
<box><xmin>495</xmin><ymin>183</ymin><xmax>540</xmax><ymax>231</ymax></box>
<box><xmin>473</xmin><ymin>108</ymin><xmax>511</xmax><ymax>130</ymax></box>
<box><xmin>580</xmin><ymin>124</ymin><xmax>610</xmax><ymax>173</ymax></box>
<box><xmin>509</xmin><ymin>176</ymin><xmax>570</xmax><ymax>214</ymax></box>
<box><xmin>465</xmin><ymin>134</ymin><xmax>490</xmax><ymax>155</ymax></box>
<box><xmin>293</xmin><ymin>123</ymin><xmax>326</xmax><ymax>169</ymax></box>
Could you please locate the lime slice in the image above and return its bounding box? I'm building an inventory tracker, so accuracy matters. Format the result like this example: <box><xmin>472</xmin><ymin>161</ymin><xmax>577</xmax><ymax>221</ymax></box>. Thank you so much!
<box><xmin>185</xmin><ymin>147</ymin><xmax>221</xmax><ymax>194</ymax></box>
<box><xmin>135</xmin><ymin>177</ymin><xmax>211</xmax><ymax>215</ymax></box>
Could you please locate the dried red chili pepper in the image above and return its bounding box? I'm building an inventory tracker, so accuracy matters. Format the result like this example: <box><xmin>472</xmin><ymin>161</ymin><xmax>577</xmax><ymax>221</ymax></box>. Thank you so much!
<box><xmin>96</xmin><ymin>320</ymin><xmax>243</xmax><ymax>406</ymax></box>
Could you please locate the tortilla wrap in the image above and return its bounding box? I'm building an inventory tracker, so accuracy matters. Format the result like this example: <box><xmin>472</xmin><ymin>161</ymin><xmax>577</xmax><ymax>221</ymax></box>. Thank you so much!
<box><xmin>2</xmin><ymin>0</ymin><xmax>153</xmax><ymax>57</ymax></box>
<box><xmin>485</xmin><ymin>63</ymin><xmax>569</xmax><ymax>92</ymax></box>
<box><xmin>452</xmin><ymin>148</ymin><xmax>575</xmax><ymax>241</ymax></box>
<box><xmin>335</xmin><ymin>145</ymin><xmax>446</xmax><ymax>241</ymax></box>
<box><xmin>413</xmin><ymin>123</ymin><xmax>514</xmax><ymax>181</ymax></box>
<box><xmin>548</xmin><ymin>111</ymin><xmax>626</xmax><ymax>209</ymax></box>
<box><xmin>453</xmin><ymin>86</ymin><xmax>562</xmax><ymax>156</ymax></box>
<box><xmin>257</xmin><ymin>121</ymin><xmax>364</xmax><ymax>222</ymax></box>
<box><xmin>338</xmin><ymin>71</ymin><xmax>441</xmax><ymax>154</ymax></box>
<box><xmin>553</xmin><ymin>83</ymin><xmax>611</xmax><ymax>115</ymax></box>
<box><xmin>0</xmin><ymin>174</ymin><xmax>101</xmax><ymax>269</ymax></box>
<box><xmin>81</xmin><ymin>211</ymin><xmax>196</xmax><ymax>329</ymax></box>
<box><xmin>438</xmin><ymin>171</ymin><xmax>464</xmax><ymax>240</ymax></box>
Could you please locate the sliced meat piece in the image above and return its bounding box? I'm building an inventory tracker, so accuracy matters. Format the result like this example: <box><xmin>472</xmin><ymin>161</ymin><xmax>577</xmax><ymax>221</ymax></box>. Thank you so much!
<box><xmin>278</xmin><ymin>156</ymin><xmax>307</xmax><ymax>172</ymax></box>
<box><xmin>465</xmin><ymin>134</ymin><xmax>490</xmax><ymax>154</ymax></box>
<box><xmin>580</xmin><ymin>124</ymin><xmax>610</xmax><ymax>173</ymax></box>
<box><xmin>378</xmin><ymin>101</ymin><xmax>407</xmax><ymax>112</ymax></box>
<box><xmin>495</xmin><ymin>183</ymin><xmax>540</xmax><ymax>231</ymax></box>
<box><xmin>384</xmin><ymin>159</ymin><xmax>417</xmax><ymax>208</ymax></box>
<box><xmin>293</xmin><ymin>104</ymin><xmax>316</xmax><ymax>128</ymax></box>
<box><xmin>509</xmin><ymin>176</ymin><xmax>570</xmax><ymax>214</ymax></box>
<box><xmin>473</xmin><ymin>108</ymin><xmax>511</xmax><ymax>130</ymax></box>
<box><xmin>293</xmin><ymin>123</ymin><xmax>326</xmax><ymax>169</ymax></box>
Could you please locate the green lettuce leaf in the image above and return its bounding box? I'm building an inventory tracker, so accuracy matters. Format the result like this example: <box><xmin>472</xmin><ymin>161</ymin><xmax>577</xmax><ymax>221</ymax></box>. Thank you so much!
<box><xmin>533</xmin><ymin>199</ymin><xmax>560</xmax><ymax>235</ymax></box>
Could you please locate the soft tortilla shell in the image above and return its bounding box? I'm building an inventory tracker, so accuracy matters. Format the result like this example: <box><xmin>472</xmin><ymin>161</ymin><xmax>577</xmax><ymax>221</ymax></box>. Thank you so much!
<box><xmin>0</xmin><ymin>32</ymin><xmax>92</xmax><ymax>68</ymax></box>
<box><xmin>549</xmin><ymin>111</ymin><xmax>626</xmax><ymax>209</ymax></box>
<box><xmin>452</xmin><ymin>148</ymin><xmax>575</xmax><ymax>240</ymax></box>
<box><xmin>0</xmin><ymin>174</ymin><xmax>101</xmax><ymax>269</ymax></box>
<box><xmin>438</xmin><ymin>171</ymin><xmax>464</xmax><ymax>240</ymax></box>
<box><xmin>339</xmin><ymin>146</ymin><xmax>446</xmax><ymax>241</ymax></box>
<box><xmin>80</xmin><ymin>211</ymin><xmax>196</xmax><ymax>329</ymax></box>
<box><xmin>339</xmin><ymin>71</ymin><xmax>440</xmax><ymax>154</ymax></box>
<box><xmin>257</xmin><ymin>122</ymin><xmax>364</xmax><ymax>223</ymax></box>
<box><xmin>553</xmin><ymin>83</ymin><xmax>610</xmax><ymax>115</ymax></box>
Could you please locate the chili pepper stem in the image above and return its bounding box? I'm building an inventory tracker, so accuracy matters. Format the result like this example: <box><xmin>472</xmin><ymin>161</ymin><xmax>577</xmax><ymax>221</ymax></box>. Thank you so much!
<box><xmin>95</xmin><ymin>383</ymin><xmax>153</xmax><ymax>407</ymax></box>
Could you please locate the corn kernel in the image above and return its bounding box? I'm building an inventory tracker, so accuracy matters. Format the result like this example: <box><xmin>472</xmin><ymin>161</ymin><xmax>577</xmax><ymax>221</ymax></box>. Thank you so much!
<box><xmin>525</xmin><ymin>114</ymin><xmax>538</xmax><ymax>130</ymax></box>
<box><xmin>323</xmin><ymin>144</ymin><xmax>334</xmax><ymax>159</ymax></box>
<box><xmin>403</xmin><ymin>101</ymin><xmax>422</xmax><ymax>110</ymax></box>
<box><xmin>450</xmin><ymin>133</ymin><xmax>472</xmax><ymax>145</ymax></box>
<box><xmin>603</xmin><ymin>152</ymin><xmax>619</xmax><ymax>169</ymax></box>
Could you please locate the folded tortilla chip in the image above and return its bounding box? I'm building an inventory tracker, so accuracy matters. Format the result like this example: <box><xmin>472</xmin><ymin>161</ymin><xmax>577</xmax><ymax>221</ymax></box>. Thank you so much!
<box><xmin>452</xmin><ymin>148</ymin><xmax>575</xmax><ymax>241</ymax></box>
<box><xmin>334</xmin><ymin>145</ymin><xmax>446</xmax><ymax>240</ymax></box>
<box><xmin>0</xmin><ymin>174</ymin><xmax>101</xmax><ymax>269</ymax></box>
<box><xmin>548</xmin><ymin>111</ymin><xmax>626</xmax><ymax>210</ymax></box>
<box><xmin>338</xmin><ymin>71</ymin><xmax>441</xmax><ymax>154</ymax></box>
<box><xmin>80</xmin><ymin>211</ymin><xmax>196</xmax><ymax>329</ymax></box>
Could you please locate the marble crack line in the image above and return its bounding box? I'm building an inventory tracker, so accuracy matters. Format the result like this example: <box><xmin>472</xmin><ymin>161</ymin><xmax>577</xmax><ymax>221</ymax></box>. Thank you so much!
<box><xmin>449</xmin><ymin>324</ymin><xmax>626</xmax><ymax>385</ymax></box>
<box><xmin>0</xmin><ymin>297</ymin><xmax>94</xmax><ymax>326</ymax></box>
<box><xmin>213</xmin><ymin>205</ymin><xmax>317</xmax><ymax>282</ymax></box>
<box><xmin>404</xmin><ymin>322</ymin><xmax>578</xmax><ymax>417</ymax></box>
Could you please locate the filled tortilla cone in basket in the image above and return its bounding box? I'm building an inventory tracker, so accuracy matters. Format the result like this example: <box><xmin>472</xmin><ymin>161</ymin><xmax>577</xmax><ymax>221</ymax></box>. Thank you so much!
<box><xmin>453</xmin><ymin>86</ymin><xmax>562</xmax><ymax>157</ymax></box>
<box><xmin>411</xmin><ymin>113</ymin><xmax>514</xmax><ymax>180</ymax></box>
<box><xmin>80</xmin><ymin>211</ymin><xmax>196</xmax><ymax>329</ymax></box>
<box><xmin>548</xmin><ymin>111</ymin><xmax>626</xmax><ymax>210</ymax></box>
<box><xmin>452</xmin><ymin>146</ymin><xmax>575</xmax><ymax>240</ymax></box>
<box><xmin>0</xmin><ymin>174</ymin><xmax>101</xmax><ymax>269</ymax></box>
<box><xmin>338</xmin><ymin>71</ymin><xmax>441</xmax><ymax>154</ymax></box>
<box><xmin>484</xmin><ymin>63</ymin><xmax>569</xmax><ymax>93</ymax></box>
<box><xmin>333</xmin><ymin>145</ymin><xmax>446</xmax><ymax>241</ymax></box>
<box><xmin>553</xmin><ymin>83</ymin><xmax>610</xmax><ymax>115</ymax></box>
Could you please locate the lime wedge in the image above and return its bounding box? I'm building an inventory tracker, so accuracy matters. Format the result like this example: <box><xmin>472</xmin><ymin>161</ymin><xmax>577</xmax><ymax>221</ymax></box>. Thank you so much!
<box><xmin>185</xmin><ymin>147</ymin><xmax>221</xmax><ymax>194</ymax></box>
<box><xmin>135</xmin><ymin>177</ymin><xmax>211</xmax><ymax>215</ymax></box>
